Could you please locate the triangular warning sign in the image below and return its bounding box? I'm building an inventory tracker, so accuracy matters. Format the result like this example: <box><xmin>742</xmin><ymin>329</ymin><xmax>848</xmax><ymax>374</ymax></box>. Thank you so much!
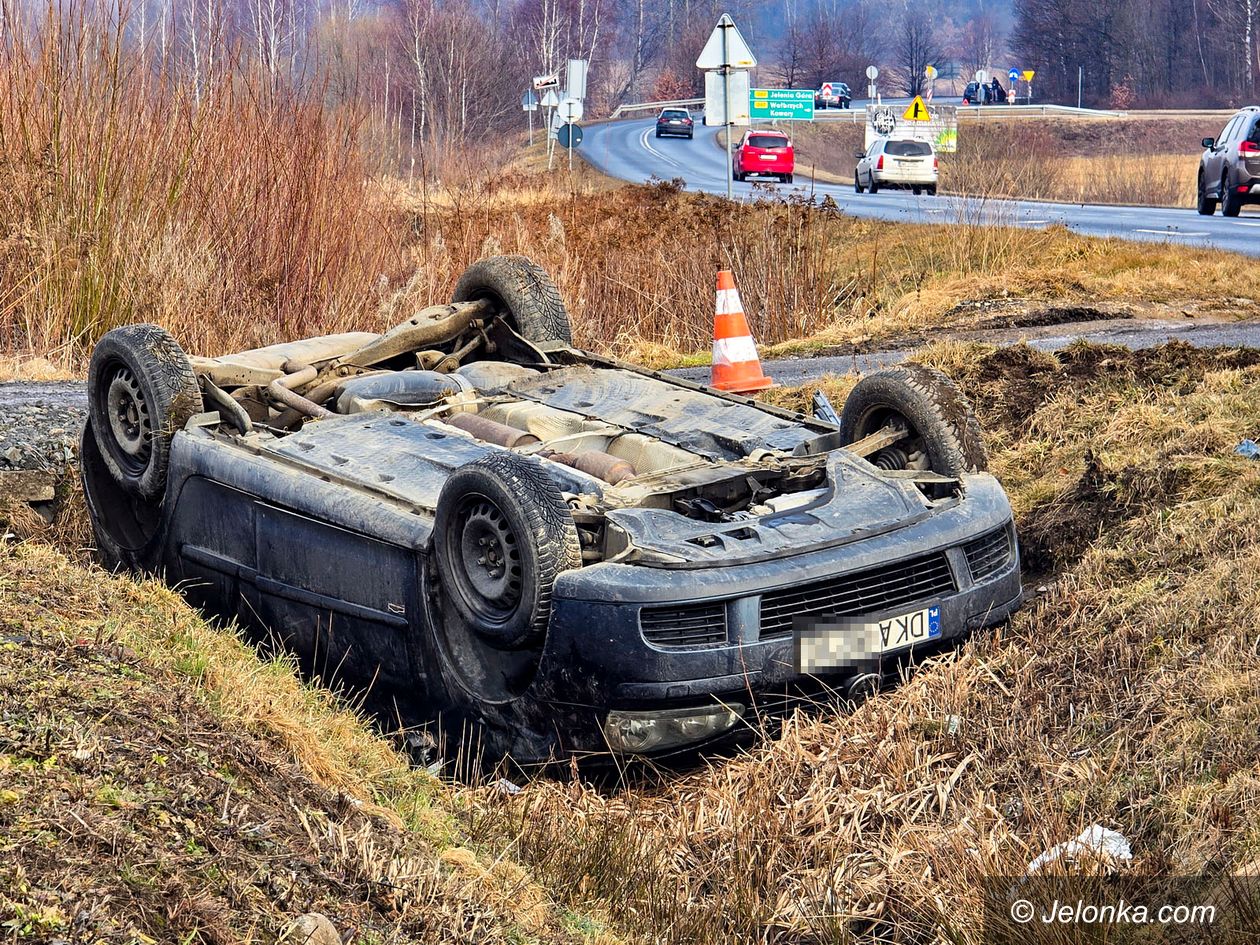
<box><xmin>903</xmin><ymin>95</ymin><xmax>931</xmax><ymax>121</ymax></box>
<box><xmin>696</xmin><ymin>14</ymin><xmax>758</xmax><ymax>70</ymax></box>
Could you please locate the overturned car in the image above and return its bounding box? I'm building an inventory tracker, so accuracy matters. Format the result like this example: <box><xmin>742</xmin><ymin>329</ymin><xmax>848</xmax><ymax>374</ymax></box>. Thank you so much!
<box><xmin>82</xmin><ymin>256</ymin><xmax>1021</xmax><ymax>765</ymax></box>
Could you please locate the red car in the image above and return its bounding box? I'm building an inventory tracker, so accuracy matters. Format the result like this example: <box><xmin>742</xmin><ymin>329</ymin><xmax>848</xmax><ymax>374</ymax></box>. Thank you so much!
<box><xmin>734</xmin><ymin>130</ymin><xmax>794</xmax><ymax>183</ymax></box>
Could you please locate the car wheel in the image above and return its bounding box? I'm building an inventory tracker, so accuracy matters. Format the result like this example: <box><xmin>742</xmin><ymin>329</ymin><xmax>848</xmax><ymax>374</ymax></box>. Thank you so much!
<box><xmin>87</xmin><ymin>323</ymin><xmax>202</xmax><ymax>501</ymax></box>
<box><xmin>1221</xmin><ymin>171</ymin><xmax>1242</xmax><ymax>217</ymax></box>
<box><xmin>913</xmin><ymin>186</ymin><xmax>922</xmax><ymax>195</ymax></box>
<box><xmin>1196</xmin><ymin>172</ymin><xmax>1218</xmax><ymax>215</ymax></box>
<box><xmin>452</xmin><ymin>255</ymin><xmax>572</xmax><ymax>346</ymax></box>
<box><xmin>655</xmin><ymin>130</ymin><xmax>661</xmax><ymax>137</ymax></box>
<box><xmin>928</xmin><ymin>185</ymin><xmax>938</xmax><ymax>196</ymax></box>
<box><xmin>869</xmin><ymin>177</ymin><xmax>879</xmax><ymax>194</ymax></box>
<box><xmin>786</xmin><ymin>173</ymin><xmax>794</xmax><ymax>183</ymax></box>
<box><xmin>839</xmin><ymin>364</ymin><xmax>988</xmax><ymax>479</ymax></box>
<box><xmin>431</xmin><ymin>450</ymin><xmax>581</xmax><ymax>668</ymax></box>
<box><xmin>426</xmin><ymin>452</ymin><xmax>582</xmax><ymax>765</ymax></box>
<box><xmin>854</xmin><ymin>174</ymin><xmax>864</xmax><ymax>193</ymax></box>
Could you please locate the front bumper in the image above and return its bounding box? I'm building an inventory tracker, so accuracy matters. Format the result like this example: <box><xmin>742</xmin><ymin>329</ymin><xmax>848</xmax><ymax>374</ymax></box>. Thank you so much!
<box><xmin>536</xmin><ymin>476</ymin><xmax>1020</xmax><ymax>752</ymax></box>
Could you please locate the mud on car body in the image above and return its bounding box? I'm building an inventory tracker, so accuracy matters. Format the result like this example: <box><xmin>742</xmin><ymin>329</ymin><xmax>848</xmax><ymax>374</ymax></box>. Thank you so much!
<box><xmin>82</xmin><ymin>256</ymin><xmax>1022</xmax><ymax>766</ymax></box>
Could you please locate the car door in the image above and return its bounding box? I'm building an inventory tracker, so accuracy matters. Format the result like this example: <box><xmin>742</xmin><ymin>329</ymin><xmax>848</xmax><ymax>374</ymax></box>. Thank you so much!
<box><xmin>1207</xmin><ymin>117</ymin><xmax>1238</xmax><ymax>189</ymax></box>
<box><xmin>863</xmin><ymin>141</ymin><xmax>882</xmax><ymax>184</ymax></box>
<box><xmin>248</xmin><ymin>504</ymin><xmax>418</xmax><ymax>692</ymax></box>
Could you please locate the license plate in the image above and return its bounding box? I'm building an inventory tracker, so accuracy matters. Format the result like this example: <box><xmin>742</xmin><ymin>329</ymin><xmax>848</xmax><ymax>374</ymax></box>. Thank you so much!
<box><xmin>760</xmin><ymin>154</ymin><xmax>775</xmax><ymax>160</ymax></box>
<box><xmin>669</xmin><ymin>120</ymin><xmax>681</xmax><ymax>124</ymax></box>
<box><xmin>795</xmin><ymin>605</ymin><xmax>942</xmax><ymax>672</ymax></box>
<box><xmin>874</xmin><ymin>606</ymin><xmax>941</xmax><ymax>652</ymax></box>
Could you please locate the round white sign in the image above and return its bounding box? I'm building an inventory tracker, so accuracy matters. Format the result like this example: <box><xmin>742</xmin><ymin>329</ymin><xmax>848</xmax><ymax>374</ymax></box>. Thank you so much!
<box><xmin>866</xmin><ymin>65</ymin><xmax>879</xmax><ymax>80</ymax></box>
<box><xmin>975</xmin><ymin>69</ymin><xmax>989</xmax><ymax>84</ymax></box>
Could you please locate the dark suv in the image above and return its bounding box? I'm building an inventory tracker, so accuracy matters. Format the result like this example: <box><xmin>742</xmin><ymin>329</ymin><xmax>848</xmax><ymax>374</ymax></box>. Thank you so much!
<box><xmin>1198</xmin><ymin>106</ymin><xmax>1260</xmax><ymax>216</ymax></box>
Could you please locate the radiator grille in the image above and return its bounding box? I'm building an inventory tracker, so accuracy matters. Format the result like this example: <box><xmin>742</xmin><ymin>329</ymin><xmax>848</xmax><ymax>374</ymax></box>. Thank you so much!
<box><xmin>963</xmin><ymin>525</ymin><xmax>1015</xmax><ymax>582</ymax></box>
<box><xmin>640</xmin><ymin>601</ymin><xmax>728</xmax><ymax>647</ymax></box>
<box><xmin>760</xmin><ymin>552</ymin><xmax>956</xmax><ymax>638</ymax></box>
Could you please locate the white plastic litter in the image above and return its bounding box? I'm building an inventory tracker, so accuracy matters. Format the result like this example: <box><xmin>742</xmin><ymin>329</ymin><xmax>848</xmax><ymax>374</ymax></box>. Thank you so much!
<box><xmin>1025</xmin><ymin>824</ymin><xmax>1133</xmax><ymax>875</ymax></box>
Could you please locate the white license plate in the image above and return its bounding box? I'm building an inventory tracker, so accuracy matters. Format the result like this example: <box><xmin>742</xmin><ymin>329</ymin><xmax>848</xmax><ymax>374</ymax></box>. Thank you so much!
<box><xmin>759</xmin><ymin>154</ymin><xmax>776</xmax><ymax>160</ymax></box>
<box><xmin>795</xmin><ymin>605</ymin><xmax>942</xmax><ymax>672</ymax></box>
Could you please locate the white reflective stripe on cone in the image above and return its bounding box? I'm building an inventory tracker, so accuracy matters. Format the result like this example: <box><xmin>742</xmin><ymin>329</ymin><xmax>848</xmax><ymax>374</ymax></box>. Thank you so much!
<box><xmin>712</xmin><ymin>335</ymin><xmax>760</xmax><ymax>366</ymax></box>
<box><xmin>715</xmin><ymin>289</ymin><xmax>744</xmax><ymax>316</ymax></box>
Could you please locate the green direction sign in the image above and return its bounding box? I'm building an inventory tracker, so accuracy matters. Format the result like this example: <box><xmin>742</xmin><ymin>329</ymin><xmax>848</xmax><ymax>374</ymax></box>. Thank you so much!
<box><xmin>749</xmin><ymin>88</ymin><xmax>814</xmax><ymax>121</ymax></box>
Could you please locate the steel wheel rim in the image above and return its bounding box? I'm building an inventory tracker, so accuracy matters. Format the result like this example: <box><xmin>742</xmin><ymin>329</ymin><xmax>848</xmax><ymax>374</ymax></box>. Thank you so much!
<box><xmin>452</xmin><ymin>495</ymin><xmax>524</xmax><ymax>632</ymax></box>
<box><xmin>104</xmin><ymin>366</ymin><xmax>152</xmax><ymax>473</ymax></box>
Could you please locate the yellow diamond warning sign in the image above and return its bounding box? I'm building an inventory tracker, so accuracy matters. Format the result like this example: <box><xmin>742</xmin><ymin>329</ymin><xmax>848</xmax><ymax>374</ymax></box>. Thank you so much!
<box><xmin>902</xmin><ymin>95</ymin><xmax>931</xmax><ymax>122</ymax></box>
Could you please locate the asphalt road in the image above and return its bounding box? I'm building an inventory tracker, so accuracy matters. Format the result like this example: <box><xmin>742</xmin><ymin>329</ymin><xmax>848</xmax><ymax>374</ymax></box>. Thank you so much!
<box><xmin>579</xmin><ymin>117</ymin><xmax>1260</xmax><ymax>257</ymax></box>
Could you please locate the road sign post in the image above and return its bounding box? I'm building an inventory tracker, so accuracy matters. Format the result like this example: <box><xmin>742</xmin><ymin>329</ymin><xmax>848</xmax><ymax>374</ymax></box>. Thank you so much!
<box><xmin>540</xmin><ymin>88</ymin><xmax>561</xmax><ymax>169</ymax></box>
<box><xmin>522</xmin><ymin>90</ymin><xmax>538</xmax><ymax>145</ymax></box>
<box><xmin>697</xmin><ymin>14</ymin><xmax>757</xmax><ymax>200</ymax></box>
<box><xmin>749</xmin><ymin>88</ymin><xmax>814</xmax><ymax>121</ymax></box>
<box><xmin>866</xmin><ymin>64</ymin><xmax>879</xmax><ymax>103</ymax></box>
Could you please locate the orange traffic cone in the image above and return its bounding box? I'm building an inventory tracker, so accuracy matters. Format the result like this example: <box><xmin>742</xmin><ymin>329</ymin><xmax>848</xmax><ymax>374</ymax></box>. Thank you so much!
<box><xmin>710</xmin><ymin>270</ymin><xmax>773</xmax><ymax>393</ymax></box>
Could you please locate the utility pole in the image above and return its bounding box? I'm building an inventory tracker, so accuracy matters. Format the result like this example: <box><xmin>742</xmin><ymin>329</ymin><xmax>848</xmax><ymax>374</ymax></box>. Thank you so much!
<box><xmin>723</xmin><ymin>20</ymin><xmax>732</xmax><ymax>200</ymax></box>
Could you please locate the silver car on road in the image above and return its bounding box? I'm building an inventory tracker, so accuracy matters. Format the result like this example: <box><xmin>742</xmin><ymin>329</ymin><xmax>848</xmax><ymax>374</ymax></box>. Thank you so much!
<box><xmin>855</xmin><ymin>138</ymin><xmax>938</xmax><ymax>195</ymax></box>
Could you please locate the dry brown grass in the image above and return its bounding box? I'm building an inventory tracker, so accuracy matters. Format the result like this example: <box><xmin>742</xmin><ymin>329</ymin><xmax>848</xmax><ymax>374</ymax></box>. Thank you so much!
<box><xmin>0</xmin><ymin>7</ymin><xmax>408</xmax><ymax>363</ymax></box>
<box><xmin>464</xmin><ymin>341</ymin><xmax>1260</xmax><ymax>944</ymax></box>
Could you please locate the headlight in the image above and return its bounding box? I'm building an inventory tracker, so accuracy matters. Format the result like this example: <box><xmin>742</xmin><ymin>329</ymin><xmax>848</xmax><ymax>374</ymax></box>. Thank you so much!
<box><xmin>603</xmin><ymin>704</ymin><xmax>744</xmax><ymax>754</ymax></box>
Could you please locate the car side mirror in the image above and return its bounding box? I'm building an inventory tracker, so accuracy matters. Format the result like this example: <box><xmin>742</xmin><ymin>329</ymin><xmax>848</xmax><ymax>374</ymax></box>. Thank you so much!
<box><xmin>1202</xmin><ymin>137</ymin><xmax>1215</xmax><ymax>148</ymax></box>
<box><xmin>854</xmin><ymin>150</ymin><xmax>866</xmax><ymax>159</ymax></box>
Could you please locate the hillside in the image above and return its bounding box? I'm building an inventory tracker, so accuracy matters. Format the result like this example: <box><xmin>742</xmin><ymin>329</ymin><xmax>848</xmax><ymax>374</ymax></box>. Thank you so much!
<box><xmin>0</xmin><ymin>543</ymin><xmax>607</xmax><ymax>945</ymax></box>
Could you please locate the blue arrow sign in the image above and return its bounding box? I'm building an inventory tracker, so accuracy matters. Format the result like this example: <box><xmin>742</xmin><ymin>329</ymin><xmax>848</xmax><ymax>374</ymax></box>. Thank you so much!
<box><xmin>1009</xmin><ymin>68</ymin><xmax>1020</xmax><ymax>82</ymax></box>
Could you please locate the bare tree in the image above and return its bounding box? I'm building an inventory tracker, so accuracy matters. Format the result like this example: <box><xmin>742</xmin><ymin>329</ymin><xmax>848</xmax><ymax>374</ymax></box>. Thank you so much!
<box><xmin>893</xmin><ymin>3</ymin><xmax>945</xmax><ymax>96</ymax></box>
<box><xmin>959</xmin><ymin>9</ymin><xmax>999</xmax><ymax>79</ymax></box>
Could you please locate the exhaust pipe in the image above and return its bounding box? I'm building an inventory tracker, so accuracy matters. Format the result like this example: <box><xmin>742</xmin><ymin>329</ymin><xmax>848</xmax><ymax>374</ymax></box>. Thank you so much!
<box><xmin>445</xmin><ymin>412</ymin><xmax>540</xmax><ymax>448</ymax></box>
<box><xmin>844</xmin><ymin>673</ymin><xmax>880</xmax><ymax>705</ymax></box>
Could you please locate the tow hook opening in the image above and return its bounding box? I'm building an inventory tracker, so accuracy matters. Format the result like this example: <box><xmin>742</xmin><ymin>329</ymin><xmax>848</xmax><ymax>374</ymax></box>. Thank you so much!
<box><xmin>603</xmin><ymin>704</ymin><xmax>745</xmax><ymax>754</ymax></box>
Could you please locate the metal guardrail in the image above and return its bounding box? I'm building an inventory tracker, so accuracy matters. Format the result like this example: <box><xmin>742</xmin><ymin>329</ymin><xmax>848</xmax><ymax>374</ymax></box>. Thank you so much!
<box><xmin>956</xmin><ymin>104</ymin><xmax>1128</xmax><ymax>118</ymax></box>
<box><xmin>607</xmin><ymin>97</ymin><xmax>705</xmax><ymax>120</ymax></box>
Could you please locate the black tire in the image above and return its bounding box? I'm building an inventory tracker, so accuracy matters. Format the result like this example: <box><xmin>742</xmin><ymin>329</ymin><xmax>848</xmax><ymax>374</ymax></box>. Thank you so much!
<box><xmin>854</xmin><ymin>174</ymin><xmax>864</xmax><ymax>193</ymax></box>
<box><xmin>787</xmin><ymin>173</ymin><xmax>795</xmax><ymax>184</ymax></box>
<box><xmin>452</xmin><ymin>255</ymin><xmax>572</xmax><ymax>346</ymax></box>
<box><xmin>655</xmin><ymin>130</ymin><xmax>662</xmax><ymax>138</ymax></box>
<box><xmin>79</xmin><ymin>425</ymin><xmax>164</xmax><ymax>573</ymax></box>
<box><xmin>839</xmin><ymin>363</ymin><xmax>988</xmax><ymax>479</ymax></box>
<box><xmin>1221</xmin><ymin>171</ymin><xmax>1242</xmax><ymax>217</ymax></box>
<box><xmin>431</xmin><ymin>450</ymin><xmax>581</xmax><ymax>677</ymax></box>
<box><xmin>869</xmin><ymin>178</ymin><xmax>880</xmax><ymax>194</ymax></box>
<box><xmin>913</xmin><ymin>186</ymin><xmax>922</xmax><ymax>195</ymax></box>
<box><xmin>928</xmin><ymin>185</ymin><xmax>938</xmax><ymax>196</ymax></box>
<box><xmin>87</xmin><ymin>324</ymin><xmax>202</xmax><ymax>501</ymax></box>
<box><xmin>1196</xmin><ymin>172</ymin><xmax>1217</xmax><ymax>215</ymax></box>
